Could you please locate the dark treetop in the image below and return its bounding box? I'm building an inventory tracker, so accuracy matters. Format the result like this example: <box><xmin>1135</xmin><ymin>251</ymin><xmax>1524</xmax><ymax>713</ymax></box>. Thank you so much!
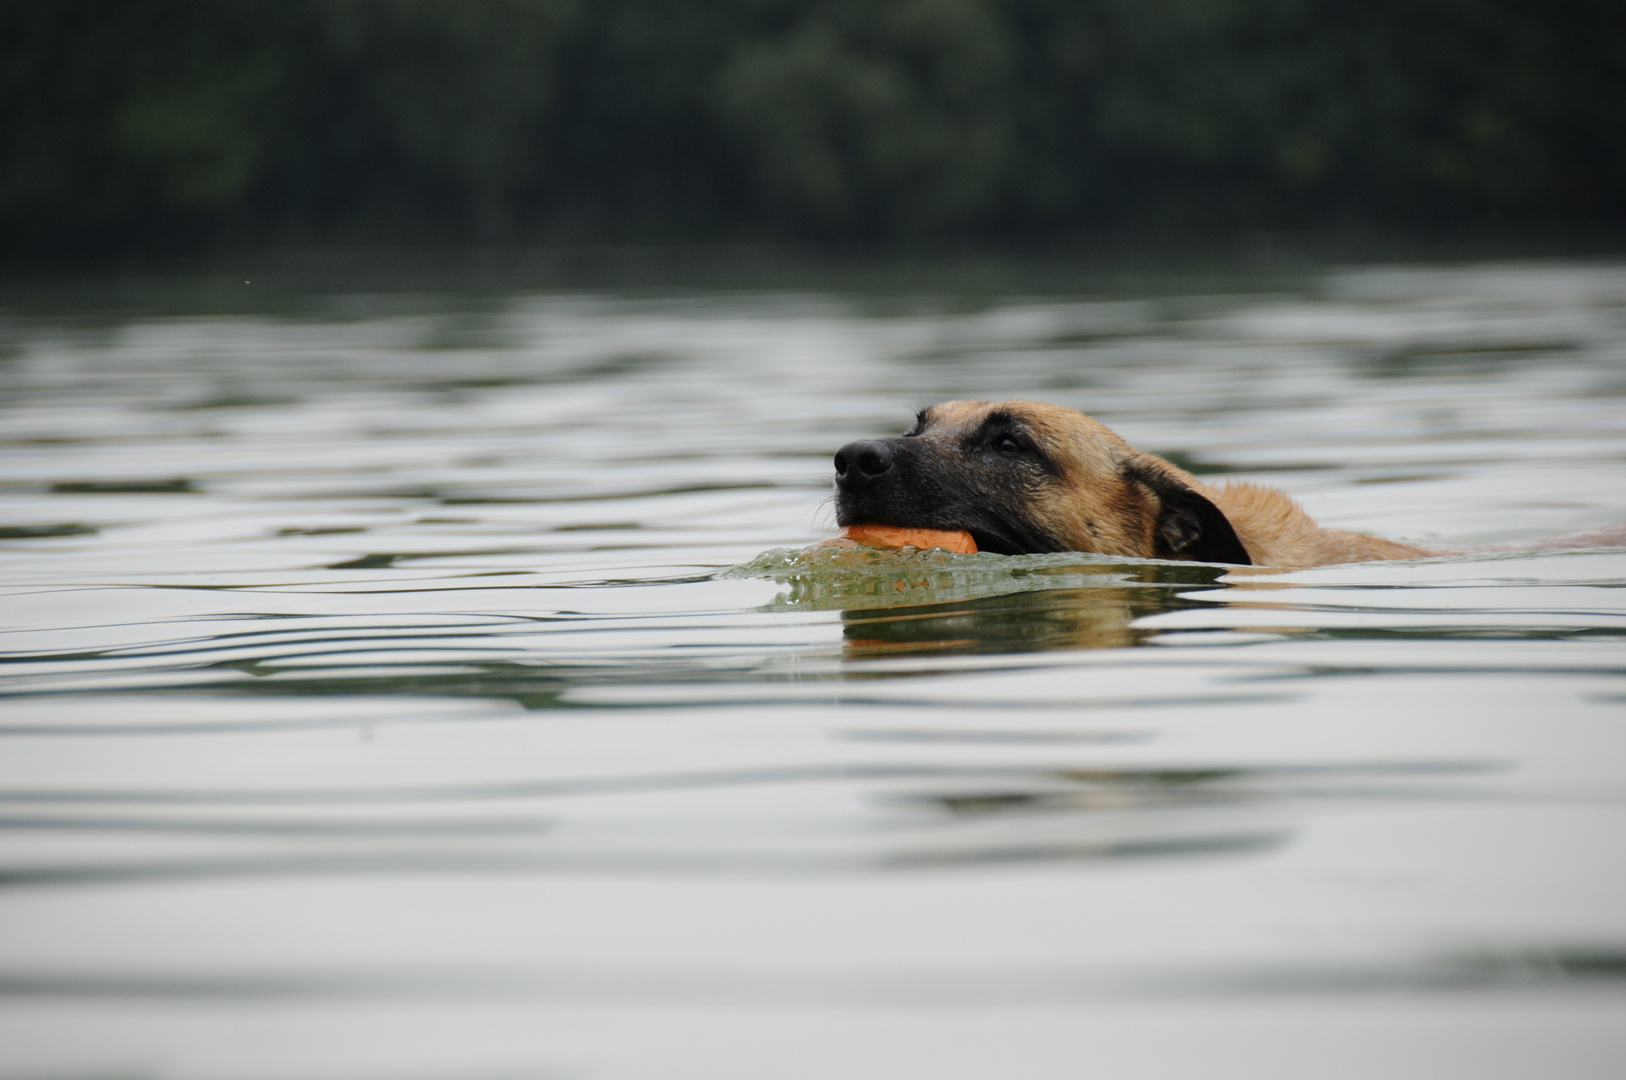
<box><xmin>3</xmin><ymin>0</ymin><xmax>1621</xmax><ymax>255</ymax></box>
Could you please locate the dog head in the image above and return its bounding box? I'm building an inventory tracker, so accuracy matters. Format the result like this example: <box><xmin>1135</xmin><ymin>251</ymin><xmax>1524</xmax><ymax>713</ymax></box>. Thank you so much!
<box><xmin>832</xmin><ymin>399</ymin><xmax>1251</xmax><ymax>564</ymax></box>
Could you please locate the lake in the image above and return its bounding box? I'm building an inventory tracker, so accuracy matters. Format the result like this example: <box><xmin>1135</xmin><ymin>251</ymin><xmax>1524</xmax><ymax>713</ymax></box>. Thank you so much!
<box><xmin>3</xmin><ymin>256</ymin><xmax>1626</xmax><ymax>1078</ymax></box>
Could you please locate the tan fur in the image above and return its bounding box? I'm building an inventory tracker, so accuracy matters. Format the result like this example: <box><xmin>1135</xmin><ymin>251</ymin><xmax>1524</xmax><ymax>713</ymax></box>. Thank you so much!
<box><xmin>1200</xmin><ymin>481</ymin><xmax>1433</xmax><ymax>567</ymax></box>
<box><xmin>925</xmin><ymin>400</ymin><xmax>1437</xmax><ymax>569</ymax></box>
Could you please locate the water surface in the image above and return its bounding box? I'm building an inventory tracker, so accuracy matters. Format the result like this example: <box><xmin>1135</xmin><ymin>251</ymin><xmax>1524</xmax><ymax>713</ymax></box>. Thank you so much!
<box><xmin>3</xmin><ymin>260</ymin><xmax>1626</xmax><ymax>1078</ymax></box>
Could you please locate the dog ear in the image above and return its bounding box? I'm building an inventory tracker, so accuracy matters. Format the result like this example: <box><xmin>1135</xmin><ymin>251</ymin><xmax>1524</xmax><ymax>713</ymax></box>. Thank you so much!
<box><xmin>1126</xmin><ymin>464</ymin><xmax>1252</xmax><ymax>565</ymax></box>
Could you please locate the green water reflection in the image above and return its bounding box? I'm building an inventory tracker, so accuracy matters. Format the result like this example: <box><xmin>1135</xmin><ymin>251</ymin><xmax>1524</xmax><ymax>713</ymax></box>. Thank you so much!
<box><xmin>734</xmin><ymin>546</ymin><xmax>1238</xmax><ymax>657</ymax></box>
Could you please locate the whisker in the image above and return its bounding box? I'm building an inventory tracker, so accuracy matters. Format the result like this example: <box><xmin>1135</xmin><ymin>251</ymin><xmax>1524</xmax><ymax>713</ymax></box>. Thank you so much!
<box><xmin>811</xmin><ymin>493</ymin><xmax>839</xmax><ymax>534</ymax></box>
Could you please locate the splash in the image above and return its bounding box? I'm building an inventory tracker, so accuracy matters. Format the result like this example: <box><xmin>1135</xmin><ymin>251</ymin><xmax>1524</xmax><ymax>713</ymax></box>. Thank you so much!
<box><xmin>723</xmin><ymin>543</ymin><xmax>1227</xmax><ymax>610</ymax></box>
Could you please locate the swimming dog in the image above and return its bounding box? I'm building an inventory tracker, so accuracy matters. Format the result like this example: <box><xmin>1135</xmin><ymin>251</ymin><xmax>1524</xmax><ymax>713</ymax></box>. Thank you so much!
<box><xmin>832</xmin><ymin>399</ymin><xmax>1436</xmax><ymax>568</ymax></box>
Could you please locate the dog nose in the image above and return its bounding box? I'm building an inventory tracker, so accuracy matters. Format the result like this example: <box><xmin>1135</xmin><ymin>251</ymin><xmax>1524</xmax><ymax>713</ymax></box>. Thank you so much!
<box><xmin>834</xmin><ymin>439</ymin><xmax>894</xmax><ymax>488</ymax></box>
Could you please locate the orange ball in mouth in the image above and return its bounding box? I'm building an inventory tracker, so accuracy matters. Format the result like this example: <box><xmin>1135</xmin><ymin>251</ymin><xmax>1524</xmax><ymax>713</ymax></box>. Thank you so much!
<box><xmin>827</xmin><ymin>524</ymin><xmax>978</xmax><ymax>554</ymax></box>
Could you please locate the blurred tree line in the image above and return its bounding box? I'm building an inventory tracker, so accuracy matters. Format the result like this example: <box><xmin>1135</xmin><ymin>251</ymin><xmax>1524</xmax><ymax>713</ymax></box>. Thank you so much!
<box><xmin>2</xmin><ymin>0</ymin><xmax>1621</xmax><ymax>254</ymax></box>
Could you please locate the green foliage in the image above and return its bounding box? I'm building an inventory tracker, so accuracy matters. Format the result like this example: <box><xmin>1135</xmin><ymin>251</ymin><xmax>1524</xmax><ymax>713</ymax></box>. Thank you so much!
<box><xmin>715</xmin><ymin>0</ymin><xmax>1014</xmax><ymax>234</ymax></box>
<box><xmin>0</xmin><ymin>0</ymin><xmax>1620</xmax><ymax>253</ymax></box>
<box><xmin>298</xmin><ymin>0</ymin><xmax>574</xmax><ymax>237</ymax></box>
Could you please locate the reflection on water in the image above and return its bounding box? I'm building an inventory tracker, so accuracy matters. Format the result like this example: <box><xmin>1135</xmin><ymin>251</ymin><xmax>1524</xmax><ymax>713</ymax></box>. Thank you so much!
<box><xmin>734</xmin><ymin>546</ymin><xmax>1244</xmax><ymax>655</ymax></box>
<box><xmin>3</xmin><ymin>260</ymin><xmax>1626</xmax><ymax>1077</ymax></box>
<box><xmin>839</xmin><ymin>586</ymin><xmax>1156</xmax><ymax>657</ymax></box>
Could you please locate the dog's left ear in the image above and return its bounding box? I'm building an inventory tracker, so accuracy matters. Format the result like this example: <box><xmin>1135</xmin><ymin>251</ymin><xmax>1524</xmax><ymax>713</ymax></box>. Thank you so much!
<box><xmin>1127</xmin><ymin>464</ymin><xmax>1252</xmax><ymax>565</ymax></box>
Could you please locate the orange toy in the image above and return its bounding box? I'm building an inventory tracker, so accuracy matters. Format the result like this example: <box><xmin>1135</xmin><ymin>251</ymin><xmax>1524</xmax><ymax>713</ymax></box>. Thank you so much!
<box><xmin>824</xmin><ymin>524</ymin><xmax>978</xmax><ymax>554</ymax></box>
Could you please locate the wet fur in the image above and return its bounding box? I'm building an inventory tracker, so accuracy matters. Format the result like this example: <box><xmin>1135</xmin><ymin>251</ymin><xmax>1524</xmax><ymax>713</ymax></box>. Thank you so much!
<box><xmin>834</xmin><ymin>400</ymin><xmax>1440</xmax><ymax>569</ymax></box>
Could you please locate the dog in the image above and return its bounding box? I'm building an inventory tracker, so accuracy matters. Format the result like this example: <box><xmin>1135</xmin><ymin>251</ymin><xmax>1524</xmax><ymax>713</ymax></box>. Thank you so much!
<box><xmin>832</xmin><ymin>399</ymin><xmax>1441</xmax><ymax>569</ymax></box>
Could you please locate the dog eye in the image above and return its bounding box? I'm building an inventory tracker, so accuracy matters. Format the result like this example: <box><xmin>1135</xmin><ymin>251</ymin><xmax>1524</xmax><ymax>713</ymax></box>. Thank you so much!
<box><xmin>995</xmin><ymin>435</ymin><xmax>1022</xmax><ymax>454</ymax></box>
